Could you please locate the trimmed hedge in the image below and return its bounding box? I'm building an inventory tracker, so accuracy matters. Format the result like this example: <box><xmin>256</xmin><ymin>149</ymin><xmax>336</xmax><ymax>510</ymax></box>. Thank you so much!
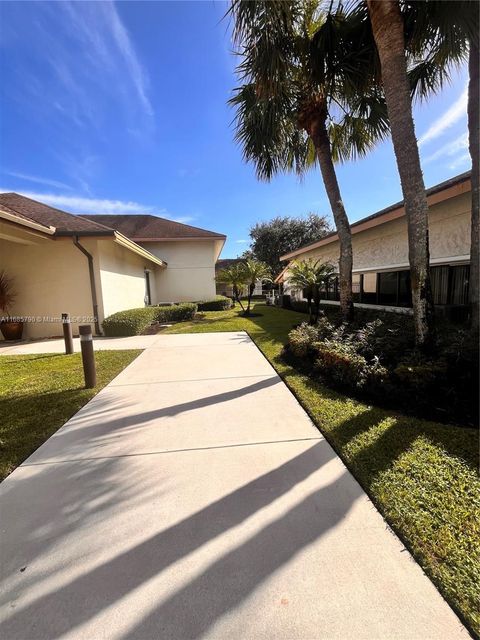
<box><xmin>157</xmin><ymin>302</ymin><xmax>197</xmax><ymax>322</ymax></box>
<box><xmin>103</xmin><ymin>303</ymin><xmax>198</xmax><ymax>336</ymax></box>
<box><xmin>196</xmin><ymin>295</ymin><xmax>233</xmax><ymax>311</ymax></box>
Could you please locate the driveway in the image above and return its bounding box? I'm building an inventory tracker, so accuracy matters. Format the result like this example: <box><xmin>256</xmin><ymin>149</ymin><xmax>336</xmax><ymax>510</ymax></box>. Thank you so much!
<box><xmin>0</xmin><ymin>332</ymin><xmax>465</xmax><ymax>639</ymax></box>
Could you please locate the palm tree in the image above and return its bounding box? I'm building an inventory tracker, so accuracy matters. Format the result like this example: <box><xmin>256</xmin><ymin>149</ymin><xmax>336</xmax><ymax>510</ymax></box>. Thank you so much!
<box><xmin>366</xmin><ymin>0</ymin><xmax>437</xmax><ymax>351</ymax></box>
<box><xmin>286</xmin><ymin>260</ymin><xmax>317</xmax><ymax>323</ymax></box>
<box><xmin>468</xmin><ymin>30</ymin><xmax>479</xmax><ymax>332</ymax></box>
<box><xmin>240</xmin><ymin>259</ymin><xmax>272</xmax><ymax>316</ymax></box>
<box><xmin>217</xmin><ymin>264</ymin><xmax>247</xmax><ymax>311</ymax></box>
<box><xmin>402</xmin><ymin>0</ymin><xmax>478</xmax><ymax>332</ymax></box>
<box><xmin>311</xmin><ymin>261</ymin><xmax>336</xmax><ymax>323</ymax></box>
<box><xmin>229</xmin><ymin>0</ymin><xmax>389</xmax><ymax>323</ymax></box>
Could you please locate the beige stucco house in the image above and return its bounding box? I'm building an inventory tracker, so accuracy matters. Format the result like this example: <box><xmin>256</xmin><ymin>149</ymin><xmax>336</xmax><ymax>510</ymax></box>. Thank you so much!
<box><xmin>278</xmin><ymin>172</ymin><xmax>472</xmax><ymax>314</ymax></box>
<box><xmin>0</xmin><ymin>193</ymin><xmax>225</xmax><ymax>339</ymax></box>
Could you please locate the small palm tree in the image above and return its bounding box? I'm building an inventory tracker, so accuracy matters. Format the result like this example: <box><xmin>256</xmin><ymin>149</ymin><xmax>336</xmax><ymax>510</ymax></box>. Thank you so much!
<box><xmin>287</xmin><ymin>259</ymin><xmax>335</xmax><ymax>324</ymax></box>
<box><xmin>240</xmin><ymin>259</ymin><xmax>272</xmax><ymax>316</ymax></box>
<box><xmin>286</xmin><ymin>260</ymin><xmax>317</xmax><ymax>323</ymax></box>
<box><xmin>217</xmin><ymin>264</ymin><xmax>247</xmax><ymax>311</ymax></box>
<box><xmin>311</xmin><ymin>261</ymin><xmax>336</xmax><ymax>323</ymax></box>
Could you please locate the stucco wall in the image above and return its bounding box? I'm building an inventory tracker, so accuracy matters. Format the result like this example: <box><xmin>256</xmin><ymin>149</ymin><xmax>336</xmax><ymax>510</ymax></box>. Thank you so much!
<box><xmin>141</xmin><ymin>240</ymin><xmax>217</xmax><ymax>301</ymax></box>
<box><xmin>285</xmin><ymin>191</ymin><xmax>471</xmax><ymax>277</ymax></box>
<box><xmin>0</xmin><ymin>233</ymin><xmax>99</xmax><ymax>339</ymax></box>
<box><xmin>97</xmin><ymin>239</ymin><xmax>154</xmax><ymax>319</ymax></box>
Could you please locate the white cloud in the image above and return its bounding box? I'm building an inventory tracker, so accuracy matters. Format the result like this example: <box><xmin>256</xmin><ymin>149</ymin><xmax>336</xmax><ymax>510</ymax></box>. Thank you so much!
<box><xmin>0</xmin><ymin>190</ymin><xmax>151</xmax><ymax>214</ymax></box>
<box><xmin>235</xmin><ymin>239</ymin><xmax>248</xmax><ymax>244</ymax></box>
<box><xmin>4</xmin><ymin>171</ymin><xmax>74</xmax><ymax>191</ymax></box>
<box><xmin>0</xmin><ymin>188</ymin><xmax>195</xmax><ymax>223</ymax></box>
<box><xmin>102</xmin><ymin>2</ymin><xmax>153</xmax><ymax>117</ymax></box>
<box><xmin>422</xmin><ymin>133</ymin><xmax>468</xmax><ymax>165</ymax></box>
<box><xmin>418</xmin><ymin>88</ymin><xmax>467</xmax><ymax>146</ymax></box>
<box><xmin>448</xmin><ymin>153</ymin><xmax>471</xmax><ymax>171</ymax></box>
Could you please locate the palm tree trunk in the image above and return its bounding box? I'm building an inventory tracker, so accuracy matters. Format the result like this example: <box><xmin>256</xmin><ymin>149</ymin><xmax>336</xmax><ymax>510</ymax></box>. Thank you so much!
<box><xmin>310</xmin><ymin>118</ymin><xmax>354</xmax><ymax>322</ymax></box>
<box><xmin>307</xmin><ymin>293</ymin><xmax>313</xmax><ymax>324</ymax></box>
<box><xmin>367</xmin><ymin>0</ymin><xmax>435</xmax><ymax>351</ymax></box>
<box><xmin>468</xmin><ymin>38</ymin><xmax>479</xmax><ymax>332</ymax></box>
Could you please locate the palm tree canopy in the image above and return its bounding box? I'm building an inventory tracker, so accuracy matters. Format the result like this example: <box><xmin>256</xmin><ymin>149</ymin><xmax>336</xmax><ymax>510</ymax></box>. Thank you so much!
<box><xmin>229</xmin><ymin>0</ymin><xmax>390</xmax><ymax>180</ymax></box>
<box><xmin>217</xmin><ymin>264</ymin><xmax>248</xmax><ymax>288</ymax></box>
<box><xmin>287</xmin><ymin>258</ymin><xmax>335</xmax><ymax>292</ymax></box>
<box><xmin>240</xmin><ymin>259</ymin><xmax>272</xmax><ymax>286</ymax></box>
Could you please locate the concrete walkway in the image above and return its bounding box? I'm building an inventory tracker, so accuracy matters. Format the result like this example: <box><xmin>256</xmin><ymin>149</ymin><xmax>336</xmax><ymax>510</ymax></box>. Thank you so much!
<box><xmin>0</xmin><ymin>334</ymin><xmax>160</xmax><ymax>354</ymax></box>
<box><xmin>0</xmin><ymin>332</ymin><xmax>465</xmax><ymax>639</ymax></box>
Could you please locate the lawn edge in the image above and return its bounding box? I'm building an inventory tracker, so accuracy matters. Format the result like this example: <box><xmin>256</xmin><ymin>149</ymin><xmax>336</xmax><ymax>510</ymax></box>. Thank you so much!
<box><xmin>245</xmin><ymin>329</ymin><xmax>477</xmax><ymax>640</ymax></box>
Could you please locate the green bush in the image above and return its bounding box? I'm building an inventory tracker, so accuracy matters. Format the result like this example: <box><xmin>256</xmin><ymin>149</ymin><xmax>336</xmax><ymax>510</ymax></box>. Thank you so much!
<box><xmin>103</xmin><ymin>303</ymin><xmax>198</xmax><ymax>336</ymax></box>
<box><xmin>103</xmin><ymin>307</ymin><xmax>158</xmax><ymax>337</ymax></box>
<box><xmin>284</xmin><ymin>314</ymin><xmax>478</xmax><ymax>425</ymax></box>
<box><xmin>287</xmin><ymin>319</ymin><xmax>336</xmax><ymax>358</ymax></box>
<box><xmin>314</xmin><ymin>340</ymin><xmax>388</xmax><ymax>391</ymax></box>
<box><xmin>196</xmin><ymin>296</ymin><xmax>233</xmax><ymax>311</ymax></box>
<box><xmin>156</xmin><ymin>302</ymin><xmax>197</xmax><ymax>322</ymax></box>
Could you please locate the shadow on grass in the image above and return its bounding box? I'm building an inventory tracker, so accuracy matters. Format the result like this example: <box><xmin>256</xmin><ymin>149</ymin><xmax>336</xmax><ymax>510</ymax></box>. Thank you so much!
<box><xmin>0</xmin><ymin>387</ymin><xmax>96</xmax><ymax>480</ymax></box>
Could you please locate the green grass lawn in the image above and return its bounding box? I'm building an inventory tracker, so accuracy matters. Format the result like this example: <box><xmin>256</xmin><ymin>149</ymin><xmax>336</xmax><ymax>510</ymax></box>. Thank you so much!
<box><xmin>163</xmin><ymin>302</ymin><xmax>480</xmax><ymax>636</ymax></box>
<box><xmin>0</xmin><ymin>349</ymin><xmax>141</xmax><ymax>481</ymax></box>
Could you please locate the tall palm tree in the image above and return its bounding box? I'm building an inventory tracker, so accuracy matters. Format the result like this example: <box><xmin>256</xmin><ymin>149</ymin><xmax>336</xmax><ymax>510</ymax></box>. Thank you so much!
<box><xmin>240</xmin><ymin>259</ymin><xmax>272</xmax><ymax>316</ymax></box>
<box><xmin>229</xmin><ymin>0</ymin><xmax>389</xmax><ymax>322</ymax></box>
<box><xmin>468</xmin><ymin>31</ymin><xmax>479</xmax><ymax>332</ymax></box>
<box><xmin>366</xmin><ymin>0</ymin><xmax>436</xmax><ymax>351</ymax></box>
<box><xmin>402</xmin><ymin>0</ymin><xmax>478</xmax><ymax>332</ymax></box>
<box><xmin>217</xmin><ymin>264</ymin><xmax>247</xmax><ymax>311</ymax></box>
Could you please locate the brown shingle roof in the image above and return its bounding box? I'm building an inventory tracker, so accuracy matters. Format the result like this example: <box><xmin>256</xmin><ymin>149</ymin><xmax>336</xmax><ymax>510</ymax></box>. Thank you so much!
<box><xmin>0</xmin><ymin>193</ymin><xmax>114</xmax><ymax>235</ymax></box>
<box><xmin>81</xmin><ymin>214</ymin><xmax>226</xmax><ymax>240</ymax></box>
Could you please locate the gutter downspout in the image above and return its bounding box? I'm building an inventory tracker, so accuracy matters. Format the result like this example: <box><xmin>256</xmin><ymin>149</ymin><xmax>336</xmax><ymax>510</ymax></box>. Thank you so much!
<box><xmin>73</xmin><ymin>235</ymin><xmax>102</xmax><ymax>335</ymax></box>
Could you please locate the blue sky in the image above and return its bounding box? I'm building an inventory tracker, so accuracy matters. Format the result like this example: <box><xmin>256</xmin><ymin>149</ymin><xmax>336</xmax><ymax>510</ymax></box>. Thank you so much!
<box><xmin>0</xmin><ymin>1</ymin><xmax>470</xmax><ymax>258</ymax></box>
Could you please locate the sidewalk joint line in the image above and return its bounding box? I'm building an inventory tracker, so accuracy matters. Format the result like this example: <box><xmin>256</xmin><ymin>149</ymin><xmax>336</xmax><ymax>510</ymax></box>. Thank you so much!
<box><xmin>21</xmin><ymin>437</ymin><xmax>323</xmax><ymax>467</ymax></box>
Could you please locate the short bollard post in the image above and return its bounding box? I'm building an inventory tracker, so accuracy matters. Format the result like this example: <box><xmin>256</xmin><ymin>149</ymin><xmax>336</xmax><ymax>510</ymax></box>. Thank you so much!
<box><xmin>62</xmin><ymin>313</ymin><xmax>74</xmax><ymax>355</ymax></box>
<box><xmin>79</xmin><ymin>324</ymin><xmax>96</xmax><ymax>389</ymax></box>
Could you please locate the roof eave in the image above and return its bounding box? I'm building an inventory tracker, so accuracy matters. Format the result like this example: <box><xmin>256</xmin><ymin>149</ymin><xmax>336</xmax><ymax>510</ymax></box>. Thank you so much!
<box><xmin>113</xmin><ymin>232</ymin><xmax>167</xmax><ymax>267</ymax></box>
<box><xmin>280</xmin><ymin>172</ymin><xmax>472</xmax><ymax>261</ymax></box>
<box><xmin>0</xmin><ymin>209</ymin><xmax>56</xmax><ymax>235</ymax></box>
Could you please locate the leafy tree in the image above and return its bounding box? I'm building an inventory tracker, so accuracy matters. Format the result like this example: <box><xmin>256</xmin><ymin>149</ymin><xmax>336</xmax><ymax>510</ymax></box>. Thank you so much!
<box><xmin>229</xmin><ymin>0</ymin><xmax>389</xmax><ymax>322</ymax></box>
<box><xmin>247</xmin><ymin>213</ymin><xmax>332</xmax><ymax>275</ymax></box>
<box><xmin>217</xmin><ymin>264</ymin><xmax>247</xmax><ymax>311</ymax></box>
<box><xmin>240</xmin><ymin>259</ymin><xmax>272</xmax><ymax>316</ymax></box>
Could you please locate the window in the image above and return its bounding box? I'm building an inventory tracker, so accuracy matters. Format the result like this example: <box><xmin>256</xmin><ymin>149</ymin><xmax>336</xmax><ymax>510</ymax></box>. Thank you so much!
<box><xmin>431</xmin><ymin>266</ymin><xmax>449</xmax><ymax>305</ymax></box>
<box><xmin>450</xmin><ymin>265</ymin><xmax>470</xmax><ymax>305</ymax></box>
<box><xmin>378</xmin><ymin>272</ymin><xmax>397</xmax><ymax>305</ymax></box>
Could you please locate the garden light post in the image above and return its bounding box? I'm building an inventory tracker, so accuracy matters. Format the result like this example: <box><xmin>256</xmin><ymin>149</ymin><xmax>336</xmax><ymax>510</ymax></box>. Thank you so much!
<box><xmin>79</xmin><ymin>324</ymin><xmax>96</xmax><ymax>389</ymax></box>
<box><xmin>62</xmin><ymin>313</ymin><xmax>74</xmax><ymax>355</ymax></box>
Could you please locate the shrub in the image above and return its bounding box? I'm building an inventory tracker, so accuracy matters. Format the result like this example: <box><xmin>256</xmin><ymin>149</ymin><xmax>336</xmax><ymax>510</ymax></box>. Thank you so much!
<box><xmin>286</xmin><ymin>318</ymin><xmax>337</xmax><ymax>359</ymax></box>
<box><xmin>313</xmin><ymin>339</ymin><xmax>388</xmax><ymax>391</ymax></box>
<box><xmin>156</xmin><ymin>302</ymin><xmax>197</xmax><ymax>323</ymax></box>
<box><xmin>196</xmin><ymin>296</ymin><xmax>233</xmax><ymax>311</ymax></box>
<box><xmin>103</xmin><ymin>303</ymin><xmax>198</xmax><ymax>336</ymax></box>
<box><xmin>287</xmin><ymin>323</ymin><xmax>322</xmax><ymax>358</ymax></box>
<box><xmin>103</xmin><ymin>307</ymin><xmax>158</xmax><ymax>337</ymax></box>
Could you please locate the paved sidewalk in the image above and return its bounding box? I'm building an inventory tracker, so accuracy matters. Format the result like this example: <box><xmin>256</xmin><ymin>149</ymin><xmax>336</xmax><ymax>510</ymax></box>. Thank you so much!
<box><xmin>0</xmin><ymin>334</ymin><xmax>161</xmax><ymax>354</ymax></box>
<box><xmin>0</xmin><ymin>332</ymin><xmax>465</xmax><ymax>639</ymax></box>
